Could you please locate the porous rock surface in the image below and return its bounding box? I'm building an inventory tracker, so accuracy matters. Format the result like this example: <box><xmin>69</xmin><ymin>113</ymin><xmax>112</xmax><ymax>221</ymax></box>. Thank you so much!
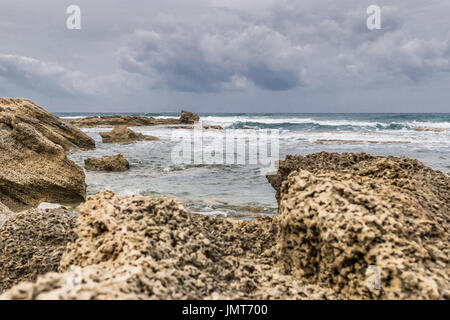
<box><xmin>0</xmin><ymin>208</ymin><xmax>78</xmax><ymax>293</ymax></box>
<box><xmin>84</xmin><ymin>154</ymin><xmax>130</xmax><ymax>172</ymax></box>
<box><xmin>267</xmin><ymin>152</ymin><xmax>450</xmax><ymax>231</ymax></box>
<box><xmin>275</xmin><ymin>170</ymin><xmax>449</xmax><ymax>299</ymax></box>
<box><xmin>0</xmin><ymin>98</ymin><xmax>94</xmax><ymax>210</ymax></box>
<box><xmin>1</xmin><ymin>153</ymin><xmax>448</xmax><ymax>300</ymax></box>
<box><xmin>100</xmin><ymin>125</ymin><xmax>159</xmax><ymax>144</ymax></box>
<box><xmin>0</xmin><ymin>190</ymin><xmax>333</xmax><ymax>300</ymax></box>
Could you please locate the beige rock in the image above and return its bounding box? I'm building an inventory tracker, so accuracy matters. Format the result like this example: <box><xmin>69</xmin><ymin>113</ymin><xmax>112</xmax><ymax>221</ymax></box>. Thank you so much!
<box><xmin>274</xmin><ymin>169</ymin><xmax>449</xmax><ymax>299</ymax></box>
<box><xmin>0</xmin><ymin>98</ymin><xmax>94</xmax><ymax>210</ymax></box>
<box><xmin>267</xmin><ymin>152</ymin><xmax>450</xmax><ymax>231</ymax></box>
<box><xmin>99</xmin><ymin>125</ymin><xmax>159</xmax><ymax>144</ymax></box>
<box><xmin>84</xmin><ymin>154</ymin><xmax>130</xmax><ymax>172</ymax></box>
<box><xmin>0</xmin><ymin>190</ymin><xmax>334</xmax><ymax>300</ymax></box>
<box><xmin>0</xmin><ymin>98</ymin><xmax>95</xmax><ymax>151</ymax></box>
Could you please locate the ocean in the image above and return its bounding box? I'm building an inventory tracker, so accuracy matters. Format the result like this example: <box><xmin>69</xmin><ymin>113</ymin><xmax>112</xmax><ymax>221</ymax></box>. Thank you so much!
<box><xmin>55</xmin><ymin>113</ymin><xmax>450</xmax><ymax>219</ymax></box>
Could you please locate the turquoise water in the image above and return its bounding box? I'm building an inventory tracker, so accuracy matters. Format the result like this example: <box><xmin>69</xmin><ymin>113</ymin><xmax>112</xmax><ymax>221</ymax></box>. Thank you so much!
<box><xmin>57</xmin><ymin>113</ymin><xmax>450</xmax><ymax>218</ymax></box>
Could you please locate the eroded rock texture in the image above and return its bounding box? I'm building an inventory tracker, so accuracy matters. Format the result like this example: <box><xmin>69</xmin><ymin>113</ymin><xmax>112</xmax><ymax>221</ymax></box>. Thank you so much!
<box><xmin>267</xmin><ymin>152</ymin><xmax>450</xmax><ymax>231</ymax></box>
<box><xmin>0</xmin><ymin>98</ymin><xmax>94</xmax><ymax>210</ymax></box>
<box><xmin>275</xmin><ymin>170</ymin><xmax>449</xmax><ymax>299</ymax></box>
<box><xmin>84</xmin><ymin>154</ymin><xmax>130</xmax><ymax>172</ymax></box>
<box><xmin>0</xmin><ymin>190</ymin><xmax>333</xmax><ymax>300</ymax></box>
<box><xmin>0</xmin><ymin>208</ymin><xmax>77</xmax><ymax>293</ymax></box>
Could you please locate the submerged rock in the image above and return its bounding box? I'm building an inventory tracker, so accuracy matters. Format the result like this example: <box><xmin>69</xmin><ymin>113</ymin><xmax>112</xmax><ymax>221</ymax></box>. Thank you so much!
<box><xmin>0</xmin><ymin>98</ymin><xmax>94</xmax><ymax>210</ymax></box>
<box><xmin>0</xmin><ymin>207</ymin><xmax>77</xmax><ymax>293</ymax></box>
<box><xmin>84</xmin><ymin>154</ymin><xmax>130</xmax><ymax>172</ymax></box>
<box><xmin>100</xmin><ymin>125</ymin><xmax>159</xmax><ymax>144</ymax></box>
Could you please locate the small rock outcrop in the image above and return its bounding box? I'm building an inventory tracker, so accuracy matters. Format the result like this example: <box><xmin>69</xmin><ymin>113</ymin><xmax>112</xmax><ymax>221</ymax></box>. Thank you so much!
<box><xmin>100</xmin><ymin>125</ymin><xmax>159</xmax><ymax>144</ymax></box>
<box><xmin>180</xmin><ymin>110</ymin><xmax>200</xmax><ymax>123</ymax></box>
<box><xmin>0</xmin><ymin>207</ymin><xmax>77</xmax><ymax>293</ymax></box>
<box><xmin>0</xmin><ymin>98</ymin><xmax>94</xmax><ymax>210</ymax></box>
<box><xmin>84</xmin><ymin>155</ymin><xmax>130</xmax><ymax>172</ymax></box>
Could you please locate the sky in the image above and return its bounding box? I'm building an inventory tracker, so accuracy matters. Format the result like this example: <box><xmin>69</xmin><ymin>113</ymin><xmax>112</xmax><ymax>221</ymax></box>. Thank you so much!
<box><xmin>0</xmin><ymin>0</ymin><xmax>449</xmax><ymax>113</ymax></box>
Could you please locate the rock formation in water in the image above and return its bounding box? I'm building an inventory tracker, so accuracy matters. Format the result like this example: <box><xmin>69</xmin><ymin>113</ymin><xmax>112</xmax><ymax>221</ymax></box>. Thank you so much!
<box><xmin>0</xmin><ymin>98</ymin><xmax>95</xmax><ymax>210</ymax></box>
<box><xmin>84</xmin><ymin>154</ymin><xmax>130</xmax><ymax>172</ymax></box>
<box><xmin>180</xmin><ymin>110</ymin><xmax>200</xmax><ymax>123</ymax></box>
<box><xmin>0</xmin><ymin>207</ymin><xmax>78</xmax><ymax>293</ymax></box>
<box><xmin>1</xmin><ymin>153</ymin><xmax>448</xmax><ymax>299</ymax></box>
<box><xmin>66</xmin><ymin>110</ymin><xmax>201</xmax><ymax>128</ymax></box>
<box><xmin>100</xmin><ymin>125</ymin><xmax>159</xmax><ymax>144</ymax></box>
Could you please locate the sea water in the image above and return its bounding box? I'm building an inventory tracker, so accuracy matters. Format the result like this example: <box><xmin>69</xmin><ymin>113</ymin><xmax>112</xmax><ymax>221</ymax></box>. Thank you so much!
<box><xmin>56</xmin><ymin>113</ymin><xmax>450</xmax><ymax>219</ymax></box>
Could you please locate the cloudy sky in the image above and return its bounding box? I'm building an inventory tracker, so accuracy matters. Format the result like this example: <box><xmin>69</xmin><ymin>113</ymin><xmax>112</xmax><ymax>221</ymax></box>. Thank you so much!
<box><xmin>0</xmin><ymin>0</ymin><xmax>449</xmax><ymax>113</ymax></box>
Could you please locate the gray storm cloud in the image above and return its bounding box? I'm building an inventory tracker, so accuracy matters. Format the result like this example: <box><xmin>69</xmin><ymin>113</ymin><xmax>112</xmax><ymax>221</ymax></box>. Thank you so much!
<box><xmin>0</xmin><ymin>0</ymin><xmax>449</xmax><ymax>111</ymax></box>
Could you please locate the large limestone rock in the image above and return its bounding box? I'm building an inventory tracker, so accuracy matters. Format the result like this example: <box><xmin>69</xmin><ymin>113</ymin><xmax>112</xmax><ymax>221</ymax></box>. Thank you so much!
<box><xmin>0</xmin><ymin>207</ymin><xmax>78</xmax><ymax>293</ymax></box>
<box><xmin>0</xmin><ymin>98</ymin><xmax>95</xmax><ymax>151</ymax></box>
<box><xmin>99</xmin><ymin>125</ymin><xmax>159</xmax><ymax>144</ymax></box>
<box><xmin>0</xmin><ymin>98</ymin><xmax>94</xmax><ymax>210</ymax></box>
<box><xmin>275</xmin><ymin>169</ymin><xmax>449</xmax><ymax>299</ymax></box>
<box><xmin>84</xmin><ymin>154</ymin><xmax>130</xmax><ymax>172</ymax></box>
<box><xmin>267</xmin><ymin>152</ymin><xmax>450</xmax><ymax>231</ymax></box>
<box><xmin>0</xmin><ymin>190</ymin><xmax>333</xmax><ymax>300</ymax></box>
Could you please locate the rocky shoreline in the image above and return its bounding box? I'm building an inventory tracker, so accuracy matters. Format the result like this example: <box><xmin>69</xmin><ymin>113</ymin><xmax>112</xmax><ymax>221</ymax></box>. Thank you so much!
<box><xmin>0</xmin><ymin>99</ymin><xmax>449</xmax><ymax>299</ymax></box>
<box><xmin>65</xmin><ymin>110</ymin><xmax>201</xmax><ymax>128</ymax></box>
